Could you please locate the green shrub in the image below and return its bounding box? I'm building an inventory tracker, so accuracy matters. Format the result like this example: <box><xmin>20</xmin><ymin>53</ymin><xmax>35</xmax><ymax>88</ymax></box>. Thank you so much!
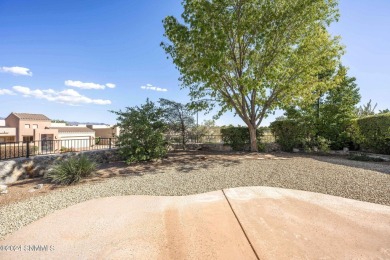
<box><xmin>220</xmin><ymin>125</ymin><xmax>264</xmax><ymax>151</ymax></box>
<box><xmin>257</xmin><ymin>142</ymin><xmax>266</xmax><ymax>152</ymax></box>
<box><xmin>270</xmin><ymin>120</ymin><xmax>332</xmax><ymax>152</ymax></box>
<box><xmin>356</xmin><ymin>113</ymin><xmax>390</xmax><ymax>154</ymax></box>
<box><xmin>47</xmin><ymin>155</ymin><xmax>97</xmax><ymax>185</ymax></box>
<box><xmin>112</xmin><ymin>99</ymin><xmax>168</xmax><ymax>163</ymax></box>
<box><xmin>270</xmin><ymin>120</ymin><xmax>308</xmax><ymax>151</ymax></box>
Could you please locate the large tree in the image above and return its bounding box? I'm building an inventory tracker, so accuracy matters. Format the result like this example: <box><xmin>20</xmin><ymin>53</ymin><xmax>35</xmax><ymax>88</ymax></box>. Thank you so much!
<box><xmin>162</xmin><ymin>0</ymin><xmax>344</xmax><ymax>151</ymax></box>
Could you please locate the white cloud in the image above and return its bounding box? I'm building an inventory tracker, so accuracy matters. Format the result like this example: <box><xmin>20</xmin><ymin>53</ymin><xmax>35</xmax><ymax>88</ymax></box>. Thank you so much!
<box><xmin>0</xmin><ymin>66</ymin><xmax>33</xmax><ymax>76</ymax></box>
<box><xmin>105</xmin><ymin>83</ymin><xmax>116</xmax><ymax>88</ymax></box>
<box><xmin>12</xmin><ymin>86</ymin><xmax>111</xmax><ymax>105</ymax></box>
<box><xmin>65</xmin><ymin>80</ymin><xmax>116</xmax><ymax>90</ymax></box>
<box><xmin>0</xmin><ymin>89</ymin><xmax>16</xmax><ymax>95</ymax></box>
<box><xmin>65</xmin><ymin>80</ymin><xmax>105</xmax><ymax>90</ymax></box>
<box><xmin>140</xmin><ymin>83</ymin><xmax>168</xmax><ymax>92</ymax></box>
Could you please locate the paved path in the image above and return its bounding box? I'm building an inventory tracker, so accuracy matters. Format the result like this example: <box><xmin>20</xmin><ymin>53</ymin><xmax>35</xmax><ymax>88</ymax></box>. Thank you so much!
<box><xmin>1</xmin><ymin>186</ymin><xmax>390</xmax><ymax>259</ymax></box>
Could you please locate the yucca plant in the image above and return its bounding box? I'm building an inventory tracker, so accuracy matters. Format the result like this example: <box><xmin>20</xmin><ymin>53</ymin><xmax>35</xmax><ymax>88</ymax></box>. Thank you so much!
<box><xmin>47</xmin><ymin>155</ymin><xmax>97</xmax><ymax>185</ymax></box>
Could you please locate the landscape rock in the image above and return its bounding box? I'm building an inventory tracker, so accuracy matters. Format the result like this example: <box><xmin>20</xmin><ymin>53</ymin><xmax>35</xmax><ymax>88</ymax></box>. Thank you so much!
<box><xmin>0</xmin><ymin>149</ymin><xmax>120</xmax><ymax>184</ymax></box>
<box><xmin>0</xmin><ymin>161</ymin><xmax>17</xmax><ymax>183</ymax></box>
<box><xmin>0</xmin><ymin>184</ymin><xmax>8</xmax><ymax>194</ymax></box>
<box><xmin>35</xmin><ymin>184</ymin><xmax>44</xmax><ymax>189</ymax></box>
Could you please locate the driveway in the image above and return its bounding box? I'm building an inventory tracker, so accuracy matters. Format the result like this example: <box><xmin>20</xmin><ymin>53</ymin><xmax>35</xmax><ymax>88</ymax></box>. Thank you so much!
<box><xmin>1</xmin><ymin>186</ymin><xmax>390</xmax><ymax>259</ymax></box>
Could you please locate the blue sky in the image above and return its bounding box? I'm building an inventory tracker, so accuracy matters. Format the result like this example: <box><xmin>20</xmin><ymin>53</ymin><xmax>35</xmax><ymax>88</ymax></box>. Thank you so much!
<box><xmin>0</xmin><ymin>0</ymin><xmax>389</xmax><ymax>125</ymax></box>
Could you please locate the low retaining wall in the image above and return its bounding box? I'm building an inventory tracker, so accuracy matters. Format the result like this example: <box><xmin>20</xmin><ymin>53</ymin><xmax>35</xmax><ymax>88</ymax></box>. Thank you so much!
<box><xmin>0</xmin><ymin>149</ymin><xmax>120</xmax><ymax>185</ymax></box>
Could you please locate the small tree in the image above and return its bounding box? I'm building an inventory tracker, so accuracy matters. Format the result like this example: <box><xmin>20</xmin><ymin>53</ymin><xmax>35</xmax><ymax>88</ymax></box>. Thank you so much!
<box><xmin>356</xmin><ymin>99</ymin><xmax>377</xmax><ymax>117</ymax></box>
<box><xmin>159</xmin><ymin>98</ymin><xmax>195</xmax><ymax>149</ymax></box>
<box><xmin>283</xmin><ymin>66</ymin><xmax>361</xmax><ymax>149</ymax></box>
<box><xmin>111</xmin><ymin>99</ymin><xmax>167</xmax><ymax>163</ymax></box>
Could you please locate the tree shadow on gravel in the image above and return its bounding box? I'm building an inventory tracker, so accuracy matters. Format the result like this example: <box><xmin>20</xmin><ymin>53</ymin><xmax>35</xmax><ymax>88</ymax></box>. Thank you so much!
<box><xmin>306</xmin><ymin>155</ymin><xmax>390</xmax><ymax>175</ymax></box>
<box><xmin>95</xmin><ymin>150</ymin><xmax>242</xmax><ymax>177</ymax></box>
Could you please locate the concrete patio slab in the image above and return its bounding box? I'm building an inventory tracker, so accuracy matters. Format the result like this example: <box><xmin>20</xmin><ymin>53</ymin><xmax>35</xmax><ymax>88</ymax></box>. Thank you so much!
<box><xmin>224</xmin><ymin>186</ymin><xmax>390</xmax><ymax>260</ymax></box>
<box><xmin>0</xmin><ymin>187</ymin><xmax>389</xmax><ymax>259</ymax></box>
<box><xmin>0</xmin><ymin>191</ymin><xmax>256</xmax><ymax>260</ymax></box>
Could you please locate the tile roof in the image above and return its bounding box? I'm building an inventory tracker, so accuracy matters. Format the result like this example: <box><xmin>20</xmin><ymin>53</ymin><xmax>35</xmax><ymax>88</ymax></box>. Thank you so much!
<box><xmin>11</xmin><ymin>113</ymin><xmax>51</xmax><ymax>121</ymax></box>
<box><xmin>50</xmin><ymin>127</ymin><xmax>95</xmax><ymax>133</ymax></box>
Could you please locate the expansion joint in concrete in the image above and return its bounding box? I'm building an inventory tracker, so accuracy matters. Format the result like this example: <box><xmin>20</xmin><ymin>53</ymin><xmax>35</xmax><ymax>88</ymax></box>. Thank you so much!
<box><xmin>222</xmin><ymin>189</ymin><xmax>260</xmax><ymax>260</ymax></box>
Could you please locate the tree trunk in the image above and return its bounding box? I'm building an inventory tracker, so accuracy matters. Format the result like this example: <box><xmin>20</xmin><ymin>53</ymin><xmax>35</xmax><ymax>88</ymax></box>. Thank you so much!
<box><xmin>181</xmin><ymin>130</ymin><xmax>186</xmax><ymax>150</ymax></box>
<box><xmin>248</xmin><ymin>123</ymin><xmax>258</xmax><ymax>152</ymax></box>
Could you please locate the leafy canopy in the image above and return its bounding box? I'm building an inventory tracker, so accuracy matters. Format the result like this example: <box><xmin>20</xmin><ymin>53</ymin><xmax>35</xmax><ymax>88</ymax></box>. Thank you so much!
<box><xmin>162</xmin><ymin>0</ymin><xmax>344</xmax><ymax>129</ymax></box>
<box><xmin>284</xmin><ymin>66</ymin><xmax>361</xmax><ymax>149</ymax></box>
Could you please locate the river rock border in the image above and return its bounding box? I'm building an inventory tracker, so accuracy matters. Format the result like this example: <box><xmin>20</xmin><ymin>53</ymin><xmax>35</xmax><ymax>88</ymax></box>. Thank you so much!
<box><xmin>0</xmin><ymin>149</ymin><xmax>121</xmax><ymax>185</ymax></box>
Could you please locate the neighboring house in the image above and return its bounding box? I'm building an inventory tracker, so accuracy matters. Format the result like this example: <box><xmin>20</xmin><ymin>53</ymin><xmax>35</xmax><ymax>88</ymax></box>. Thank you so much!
<box><xmin>4</xmin><ymin>113</ymin><xmax>58</xmax><ymax>143</ymax></box>
<box><xmin>49</xmin><ymin>127</ymin><xmax>95</xmax><ymax>149</ymax></box>
<box><xmin>0</xmin><ymin>126</ymin><xmax>16</xmax><ymax>143</ymax></box>
<box><xmin>1</xmin><ymin>113</ymin><xmax>117</xmax><ymax>150</ymax></box>
<box><xmin>86</xmin><ymin>124</ymin><xmax>120</xmax><ymax>138</ymax></box>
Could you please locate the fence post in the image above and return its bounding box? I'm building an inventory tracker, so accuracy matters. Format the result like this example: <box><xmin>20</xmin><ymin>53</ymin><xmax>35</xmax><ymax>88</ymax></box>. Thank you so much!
<box><xmin>109</xmin><ymin>138</ymin><xmax>112</xmax><ymax>149</ymax></box>
<box><xmin>26</xmin><ymin>142</ymin><xmax>30</xmax><ymax>158</ymax></box>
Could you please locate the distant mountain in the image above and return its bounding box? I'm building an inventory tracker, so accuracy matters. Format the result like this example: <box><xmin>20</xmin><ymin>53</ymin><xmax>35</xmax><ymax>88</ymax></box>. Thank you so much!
<box><xmin>0</xmin><ymin>117</ymin><xmax>4</xmax><ymax>120</ymax></box>
<box><xmin>52</xmin><ymin>119</ymin><xmax>109</xmax><ymax>126</ymax></box>
<box><xmin>66</xmin><ymin>121</ymin><xmax>108</xmax><ymax>126</ymax></box>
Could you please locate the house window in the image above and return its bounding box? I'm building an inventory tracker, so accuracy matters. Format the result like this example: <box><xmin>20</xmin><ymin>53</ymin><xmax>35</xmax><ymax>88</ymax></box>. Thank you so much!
<box><xmin>23</xmin><ymin>136</ymin><xmax>34</xmax><ymax>142</ymax></box>
<box><xmin>25</xmin><ymin>124</ymin><xmax>30</xmax><ymax>129</ymax></box>
<box><xmin>33</xmin><ymin>124</ymin><xmax>38</xmax><ymax>129</ymax></box>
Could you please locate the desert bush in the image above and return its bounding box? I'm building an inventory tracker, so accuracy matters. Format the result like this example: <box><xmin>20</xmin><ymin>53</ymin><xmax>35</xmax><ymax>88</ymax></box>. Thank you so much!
<box><xmin>47</xmin><ymin>155</ymin><xmax>97</xmax><ymax>185</ymax></box>
<box><xmin>356</xmin><ymin>113</ymin><xmax>390</xmax><ymax>154</ymax></box>
<box><xmin>270</xmin><ymin>120</ymin><xmax>309</xmax><ymax>151</ymax></box>
<box><xmin>221</xmin><ymin>125</ymin><xmax>264</xmax><ymax>151</ymax></box>
<box><xmin>112</xmin><ymin>99</ymin><xmax>168</xmax><ymax>163</ymax></box>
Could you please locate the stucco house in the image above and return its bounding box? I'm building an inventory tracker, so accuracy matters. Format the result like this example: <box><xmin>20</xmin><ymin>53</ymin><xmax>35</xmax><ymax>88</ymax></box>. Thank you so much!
<box><xmin>86</xmin><ymin>124</ymin><xmax>120</xmax><ymax>138</ymax></box>
<box><xmin>4</xmin><ymin>113</ymin><xmax>59</xmax><ymax>143</ymax></box>
<box><xmin>49</xmin><ymin>126</ymin><xmax>95</xmax><ymax>150</ymax></box>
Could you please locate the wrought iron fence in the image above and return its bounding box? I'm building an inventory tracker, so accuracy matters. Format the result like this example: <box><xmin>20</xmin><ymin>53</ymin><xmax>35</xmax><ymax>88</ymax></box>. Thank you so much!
<box><xmin>0</xmin><ymin>137</ymin><xmax>117</xmax><ymax>161</ymax></box>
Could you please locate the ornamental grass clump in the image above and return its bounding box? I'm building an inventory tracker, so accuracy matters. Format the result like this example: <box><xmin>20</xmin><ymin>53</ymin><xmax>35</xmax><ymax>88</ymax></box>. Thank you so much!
<box><xmin>47</xmin><ymin>155</ymin><xmax>97</xmax><ymax>185</ymax></box>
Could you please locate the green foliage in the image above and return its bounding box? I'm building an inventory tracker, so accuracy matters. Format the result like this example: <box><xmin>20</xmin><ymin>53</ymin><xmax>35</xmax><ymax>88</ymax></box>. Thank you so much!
<box><xmin>162</xmin><ymin>0</ymin><xmax>343</xmax><ymax>151</ymax></box>
<box><xmin>356</xmin><ymin>99</ymin><xmax>377</xmax><ymax>117</ymax></box>
<box><xmin>270</xmin><ymin>120</ymin><xmax>307</xmax><ymax>151</ymax></box>
<box><xmin>356</xmin><ymin>113</ymin><xmax>390</xmax><ymax>154</ymax></box>
<box><xmin>378</xmin><ymin>109</ymin><xmax>390</xmax><ymax>114</ymax></box>
<box><xmin>257</xmin><ymin>142</ymin><xmax>266</xmax><ymax>153</ymax></box>
<box><xmin>60</xmin><ymin>147</ymin><xmax>76</xmax><ymax>153</ymax></box>
<box><xmin>221</xmin><ymin>125</ymin><xmax>264</xmax><ymax>151</ymax></box>
<box><xmin>112</xmin><ymin>99</ymin><xmax>168</xmax><ymax>163</ymax></box>
<box><xmin>284</xmin><ymin>67</ymin><xmax>361</xmax><ymax>150</ymax></box>
<box><xmin>159</xmin><ymin>98</ymin><xmax>195</xmax><ymax>149</ymax></box>
<box><xmin>47</xmin><ymin>155</ymin><xmax>97</xmax><ymax>185</ymax></box>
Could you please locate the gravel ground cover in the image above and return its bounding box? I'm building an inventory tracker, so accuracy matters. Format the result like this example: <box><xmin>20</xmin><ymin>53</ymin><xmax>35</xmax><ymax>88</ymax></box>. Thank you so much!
<box><xmin>1</xmin><ymin>151</ymin><xmax>389</xmax><ymax>239</ymax></box>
